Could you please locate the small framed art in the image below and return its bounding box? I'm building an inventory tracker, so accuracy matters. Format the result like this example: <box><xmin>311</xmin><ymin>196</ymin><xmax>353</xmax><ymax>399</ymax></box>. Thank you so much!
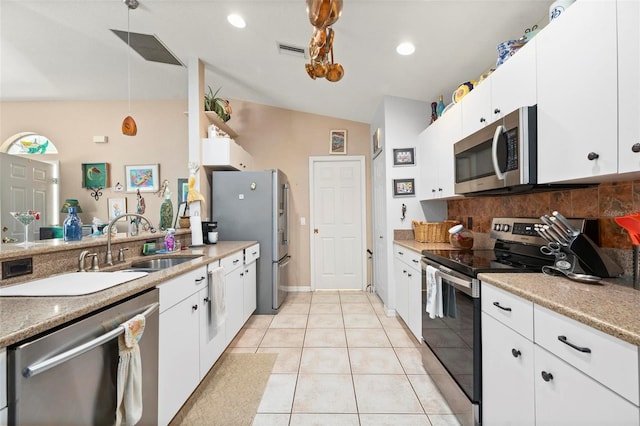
<box><xmin>372</xmin><ymin>128</ymin><xmax>382</xmax><ymax>159</ymax></box>
<box><xmin>330</xmin><ymin>130</ymin><xmax>347</xmax><ymax>154</ymax></box>
<box><xmin>107</xmin><ymin>197</ymin><xmax>127</xmax><ymax>220</ymax></box>
<box><xmin>393</xmin><ymin>148</ymin><xmax>415</xmax><ymax>166</ymax></box>
<box><xmin>125</xmin><ymin>164</ymin><xmax>160</xmax><ymax>193</ymax></box>
<box><xmin>393</xmin><ymin>178</ymin><xmax>415</xmax><ymax>197</ymax></box>
<box><xmin>82</xmin><ymin>162</ymin><xmax>110</xmax><ymax>188</ymax></box>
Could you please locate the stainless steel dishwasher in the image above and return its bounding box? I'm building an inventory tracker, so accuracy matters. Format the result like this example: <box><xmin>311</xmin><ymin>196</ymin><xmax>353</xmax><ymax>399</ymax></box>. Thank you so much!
<box><xmin>7</xmin><ymin>288</ymin><xmax>159</xmax><ymax>425</ymax></box>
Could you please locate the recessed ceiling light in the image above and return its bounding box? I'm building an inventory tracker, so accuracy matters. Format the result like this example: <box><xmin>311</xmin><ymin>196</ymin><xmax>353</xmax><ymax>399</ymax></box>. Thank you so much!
<box><xmin>396</xmin><ymin>42</ymin><xmax>415</xmax><ymax>56</ymax></box>
<box><xmin>227</xmin><ymin>14</ymin><xmax>246</xmax><ymax>29</ymax></box>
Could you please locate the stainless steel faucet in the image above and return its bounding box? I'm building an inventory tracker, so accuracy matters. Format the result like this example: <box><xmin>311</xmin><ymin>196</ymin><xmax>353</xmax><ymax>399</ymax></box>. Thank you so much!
<box><xmin>78</xmin><ymin>250</ymin><xmax>99</xmax><ymax>272</ymax></box>
<box><xmin>105</xmin><ymin>213</ymin><xmax>155</xmax><ymax>265</ymax></box>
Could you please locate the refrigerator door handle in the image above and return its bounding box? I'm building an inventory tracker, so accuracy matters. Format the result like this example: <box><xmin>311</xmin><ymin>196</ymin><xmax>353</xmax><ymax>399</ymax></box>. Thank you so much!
<box><xmin>283</xmin><ymin>183</ymin><xmax>290</xmax><ymax>245</ymax></box>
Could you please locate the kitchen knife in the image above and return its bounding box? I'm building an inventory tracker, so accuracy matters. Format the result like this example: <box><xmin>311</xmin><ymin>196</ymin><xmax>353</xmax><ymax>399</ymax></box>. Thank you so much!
<box><xmin>535</xmin><ymin>224</ymin><xmax>555</xmax><ymax>244</ymax></box>
<box><xmin>540</xmin><ymin>217</ymin><xmax>570</xmax><ymax>244</ymax></box>
<box><xmin>552</xmin><ymin>211</ymin><xmax>580</xmax><ymax>237</ymax></box>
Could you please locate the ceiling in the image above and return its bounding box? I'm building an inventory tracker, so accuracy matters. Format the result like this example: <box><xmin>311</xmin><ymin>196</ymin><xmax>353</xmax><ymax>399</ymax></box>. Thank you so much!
<box><xmin>0</xmin><ymin>0</ymin><xmax>550</xmax><ymax>124</ymax></box>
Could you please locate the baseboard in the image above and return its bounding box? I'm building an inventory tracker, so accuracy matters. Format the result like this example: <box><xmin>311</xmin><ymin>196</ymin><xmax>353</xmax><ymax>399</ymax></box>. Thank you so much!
<box><xmin>286</xmin><ymin>285</ymin><xmax>311</xmax><ymax>292</ymax></box>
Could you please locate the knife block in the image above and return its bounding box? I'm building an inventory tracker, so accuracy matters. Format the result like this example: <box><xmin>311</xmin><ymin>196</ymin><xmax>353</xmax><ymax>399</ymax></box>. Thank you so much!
<box><xmin>568</xmin><ymin>234</ymin><xmax>623</xmax><ymax>278</ymax></box>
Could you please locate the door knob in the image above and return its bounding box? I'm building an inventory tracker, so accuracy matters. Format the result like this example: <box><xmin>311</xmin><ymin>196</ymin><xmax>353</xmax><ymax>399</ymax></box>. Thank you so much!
<box><xmin>314</xmin><ymin>228</ymin><xmax>319</xmax><ymax>234</ymax></box>
<box><xmin>632</xmin><ymin>143</ymin><xmax>640</xmax><ymax>153</ymax></box>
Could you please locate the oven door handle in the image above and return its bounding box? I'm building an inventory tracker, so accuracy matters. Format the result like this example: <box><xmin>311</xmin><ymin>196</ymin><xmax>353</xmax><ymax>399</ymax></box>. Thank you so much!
<box><xmin>492</xmin><ymin>124</ymin><xmax>506</xmax><ymax>181</ymax></box>
<box><xmin>23</xmin><ymin>302</ymin><xmax>159</xmax><ymax>378</ymax></box>
<box><xmin>434</xmin><ymin>268</ymin><xmax>473</xmax><ymax>296</ymax></box>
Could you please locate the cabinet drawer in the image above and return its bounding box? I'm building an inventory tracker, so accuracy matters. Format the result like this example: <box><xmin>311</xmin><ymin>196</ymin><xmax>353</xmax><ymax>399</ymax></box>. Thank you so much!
<box><xmin>245</xmin><ymin>243</ymin><xmax>260</xmax><ymax>264</ymax></box>
<box><xmin>221</xmin><ymin>251</ymin><xmax>243</xmax><ymax>271</ymax></box>
<box><xmin>393</xmin><ymin>245</ymin><xmax>421</xmax><ymax>270</ymax></box>
<box><xmin>481</xmin><ymin>283</ymin><xmax>534</xmax><ymax>340</ymax></box>
<box><xmin>534</xmin><ymin>304</ymin><xmax>639</xmax><ymax>405</ymax></box>
<box><xmin>157</xmin><ymin>266</ymin><xmax>208</xmax><ymax>313</ymax></box>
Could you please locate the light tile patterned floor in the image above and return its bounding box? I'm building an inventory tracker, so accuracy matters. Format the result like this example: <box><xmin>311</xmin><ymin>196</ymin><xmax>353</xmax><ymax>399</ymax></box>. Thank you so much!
<box><xmin>225</xmin><ymin>291</ymin><xmax>467</xmax><ymax>426</ymax></box>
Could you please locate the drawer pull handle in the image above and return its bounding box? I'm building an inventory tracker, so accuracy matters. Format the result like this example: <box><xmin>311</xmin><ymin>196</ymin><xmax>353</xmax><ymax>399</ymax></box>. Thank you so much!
<box><xmin>492</xmin><ymin>301</ymin><xmax>512</xmax><ymax>312</ymax></box>
<box><xmin>412</xmin><ymin>259</ymin><xmax>419</xmax><ymax>263</ymax></box>
<box><xmin>233</xmin><ymin>259</ymin><xmax>240</xmax><ymax>264</ymax></box>
<box><xmin>511</xmin><ymin>348</ymin><xmax>521</xmax><ymax>358</ymax></box>
<box><xmin>398</xmin><ymin>251</ymin><xmax>404</xmax><ymax>255</ymax></box>
<box><xmin>541</xmin><ymin>371</ymin><xmax>553</xmax><ymax>382</ymax></box>
<box><xmin>195</xmin><ymin>276</ymin><xmax>206</xmax><ymax>283</ymax></box>
<box><xmin>558</xmin><ymin>335</ymin><xmax>591</xmax><ymax>353</ymax></box>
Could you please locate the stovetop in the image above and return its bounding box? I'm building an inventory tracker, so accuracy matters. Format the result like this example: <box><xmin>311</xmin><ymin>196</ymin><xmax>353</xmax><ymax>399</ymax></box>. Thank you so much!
<box><xmin>422</xmin><ymin>248</ymin><xmax>552</xmax><ymax>277</ymax></box>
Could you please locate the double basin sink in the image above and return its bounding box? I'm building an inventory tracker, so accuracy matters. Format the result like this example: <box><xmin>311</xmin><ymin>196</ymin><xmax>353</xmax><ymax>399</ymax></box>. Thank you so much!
<box><xmin>0</xmin><ymin>255</ymin><xmax>202</xmax><ymax>297</ymax></box>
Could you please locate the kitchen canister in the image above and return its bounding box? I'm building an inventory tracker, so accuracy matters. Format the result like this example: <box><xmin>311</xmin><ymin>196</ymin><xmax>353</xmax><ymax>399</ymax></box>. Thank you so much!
<box><xmin>549</xmin><ymin>0</ymin><xmax>575</xmax><ymax>22</ymax></box>
<box><xmin>63</xmin><ymin>206</ymin><xmax>83</xmax><ymax>241</ymax></box>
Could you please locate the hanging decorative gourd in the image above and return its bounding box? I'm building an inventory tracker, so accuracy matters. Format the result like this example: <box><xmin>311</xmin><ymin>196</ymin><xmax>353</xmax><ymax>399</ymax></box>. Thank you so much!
<box><xmin>305</xmin><ymin>0</ymin><xmax>344</xmax><ymax>82</ymax></box>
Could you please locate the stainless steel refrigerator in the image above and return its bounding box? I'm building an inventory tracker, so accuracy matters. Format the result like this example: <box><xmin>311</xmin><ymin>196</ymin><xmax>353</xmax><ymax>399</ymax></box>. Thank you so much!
<box><xmin>212</xmin><ymin>169</ymin><xmax>290</xmax><ymax>314</ymax></box>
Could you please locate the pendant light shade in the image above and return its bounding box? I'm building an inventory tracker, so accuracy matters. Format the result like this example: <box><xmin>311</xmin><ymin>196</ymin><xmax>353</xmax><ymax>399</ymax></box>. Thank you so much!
<box><xmin>122</xmin><ymin>0</ymin><xmax>138</xmax><ymax>136</ymax></box>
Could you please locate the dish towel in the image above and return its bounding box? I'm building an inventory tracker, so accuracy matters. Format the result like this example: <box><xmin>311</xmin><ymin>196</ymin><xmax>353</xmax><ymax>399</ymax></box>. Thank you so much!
<box><xmin>115</xmin><ymin>314</ymin><xmax>145</xmax><ymax>426</ymax></box>
<box><xmin>425</xmin><ymin>265</ymin><xmax>443</xmax><ymax>319</ymax></box>
<box><xmin>209</xmin><ymin>266</ymin><xmax>226</xmax><ymax>334</ymax></box>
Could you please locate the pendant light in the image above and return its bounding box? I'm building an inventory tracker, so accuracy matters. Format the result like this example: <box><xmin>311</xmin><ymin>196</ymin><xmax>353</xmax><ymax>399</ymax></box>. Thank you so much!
<box><xmin>122</xmin><ymin>0</ymin><xmax>138</xmax><ymax>136</ymax></box>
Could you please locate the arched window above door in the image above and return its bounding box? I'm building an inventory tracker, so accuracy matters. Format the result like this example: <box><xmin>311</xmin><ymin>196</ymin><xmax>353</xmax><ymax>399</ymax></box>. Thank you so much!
<box><xmin>0</xmin><ymin>132</ymin><xmax>59</xmax><ymax>154</ymax></box>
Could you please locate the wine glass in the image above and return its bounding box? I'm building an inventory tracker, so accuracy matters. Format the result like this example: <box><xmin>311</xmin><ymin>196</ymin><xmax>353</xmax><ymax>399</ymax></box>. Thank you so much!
<box><xmin>9</xmin><ymin>211</ymin><xmax>40</xmax><ymax>247</ymax></box>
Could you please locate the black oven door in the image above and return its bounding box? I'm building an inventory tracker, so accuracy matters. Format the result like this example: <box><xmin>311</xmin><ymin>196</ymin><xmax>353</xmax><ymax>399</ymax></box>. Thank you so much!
<box><xmin>422</xmin><ymin>260</ymin><xmax>481</xmax><ymax>404</ymax></box>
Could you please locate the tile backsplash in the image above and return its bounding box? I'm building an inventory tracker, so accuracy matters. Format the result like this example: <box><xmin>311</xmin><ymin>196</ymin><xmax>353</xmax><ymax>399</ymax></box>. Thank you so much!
<box><xmin>447</xmin><ymin>180</ymin><xmax>640</xmax><ymax>250</ymax></box>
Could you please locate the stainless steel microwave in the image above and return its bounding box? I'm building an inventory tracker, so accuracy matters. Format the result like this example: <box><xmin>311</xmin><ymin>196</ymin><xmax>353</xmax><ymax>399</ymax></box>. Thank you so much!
<box><xmin>454</xmin><ymin>106</ymin><xmax>537</xmax><ymax>195</ymax></box>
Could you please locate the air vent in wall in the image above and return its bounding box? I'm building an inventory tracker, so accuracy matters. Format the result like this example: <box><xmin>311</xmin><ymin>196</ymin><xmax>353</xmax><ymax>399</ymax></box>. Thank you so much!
<box><xmin>277</xmin><ymin>42</ymin><xmax>307</xmax><ymax>59</ymax></box>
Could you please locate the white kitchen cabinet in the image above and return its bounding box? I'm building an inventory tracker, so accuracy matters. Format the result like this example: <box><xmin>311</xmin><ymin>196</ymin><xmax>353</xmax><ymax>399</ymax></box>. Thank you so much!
<box><xmin>534</xmin><ymin>344</ymin><xmax>639</xmax><ymax>426</ymax></box>
<box><xmin>0</xmin><ymin>347</ymin><xmax>6</xmax><ymax>426</ymax></box>
<box><xmin>221</xmin><ymin>250</ymin><xmax>245</xmax><ymax>345</ymax></box>
<box><xmin>490</xmin><ymin>38</ymin><xmax>537</xmax><ymax>122</ymax></box>
<box><xmin>482</xmin><ymin>312</ymin><xmax>535</xmax><ymax>426</ymax></box>
<box><xmin>393</xmin><ymin>244</ymin><xmax>422</xmax><ymax>341</ymax></box>
<box><xmin>202</xmin><ymin>137</ymin><xmax>252</xmax><ymax>171</ymax></box>
<box><xmin>199</xmin><ymin>260</ymin><xmax>226</xmax><ymax>378</ymax></box>
<box><xmin>460</xmin><ymin>77</ymin><xmax>492</xmax><ymax>139</ymax></box>
<box><xmin>157</xmin><ymin>266</ymin><xmax>208</xmax><ymax>426</ymax></box>
<box><xmin>617</xmin><ymin>0</ymin><xmax>640</xmax><ymax>174</ymax></box>
<box><xmin>243</xmin><ymin>244</ymin><xmax>259</xmax><ymax>322</ymax></box>
<box><xmin>419</xmin><ymin>103</ymin><xmax>462</xmax><ymax>199</ymax></box>
<box><xmin>536</xmin><ymin>0</ymin><xmax>618</xmax><ymax>183</ymax></box>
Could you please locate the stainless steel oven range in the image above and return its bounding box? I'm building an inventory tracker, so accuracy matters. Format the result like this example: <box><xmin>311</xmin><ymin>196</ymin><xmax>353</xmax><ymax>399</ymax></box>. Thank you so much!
<box><xmin>420</xmin><ymin>216</ymin><xmax>593</xmax><ymax>426</ymax></box>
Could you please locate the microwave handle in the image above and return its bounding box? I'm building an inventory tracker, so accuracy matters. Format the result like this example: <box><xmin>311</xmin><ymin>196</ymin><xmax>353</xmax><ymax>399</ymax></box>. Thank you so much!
<box><xmin>492</xmin><ymin>125</ymin><xmax>506</xmax><ymax>180</ymax></box>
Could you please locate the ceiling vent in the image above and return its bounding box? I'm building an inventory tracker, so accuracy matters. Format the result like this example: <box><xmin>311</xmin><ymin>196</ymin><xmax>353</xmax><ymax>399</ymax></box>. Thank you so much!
<box><xmin>277</xmin><ymin>42</ymin><xmax>308</xmax><ymax>59</ymax></box>
<box><xmin>111</xmin><ymin>30</ymin><xmax>184</xmax><ymax>66</ymax></box>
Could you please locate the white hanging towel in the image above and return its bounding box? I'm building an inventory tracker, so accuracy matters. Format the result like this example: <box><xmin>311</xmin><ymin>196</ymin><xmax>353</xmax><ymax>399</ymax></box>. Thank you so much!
<box><xmin>209</xmin><ymin>266</ymin><xmax>226</xmax><ymax>332</ymax></box>
<box><xmin>425</xmin><ymin>265</ymin><xmax>443</xmax><ymax>319</ymax></box>
<box><xmin>115</xmin><ymin>314</ymin><xmax>146</xmax><ymax>426</ymax></box>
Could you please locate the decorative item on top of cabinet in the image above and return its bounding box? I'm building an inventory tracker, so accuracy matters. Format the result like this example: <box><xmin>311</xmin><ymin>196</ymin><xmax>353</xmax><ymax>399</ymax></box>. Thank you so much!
<box><xmin>436</xmin><ymin>95</ymin><xmax>445</xmax><ymax>117</ymax></box>
<box><xmin>430</xmin><ymin>102</ymin><xmax>438</xmax><ymax>123</ymax></box>
<box><xmin>204</xmin><ymin>86</ymin><xmax>232</xmax><ymax>122</ymax></box>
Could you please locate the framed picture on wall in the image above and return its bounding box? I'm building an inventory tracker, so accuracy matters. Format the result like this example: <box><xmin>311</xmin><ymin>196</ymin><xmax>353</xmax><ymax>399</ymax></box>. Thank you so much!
<box><xmin>82</xmin><ymin>162</ymin><xmax>110</xmax><ymax>188</ymax></box>
<box><xmin>372</xmin><ymin>128</ymin><xmax>382</xmax><ymax>159</ymax></box>
<box><xmin>393</xmin><ymin>148</ymin><xmax>415</xmax><ymax>166</ymax></box>
<box><xmin>177</xmin><ymin>178</ymin><xmax>188</xmax><ymax>203</ymax></box>
<box><xmin>393</xmin><ymin>178</ymin><xmax>415</xmax><ymax>197</ymax></box>
<box><xmin>330</xmin><ymin>130</ymin><xmax>347</xmax><ymax>154</ymax></box>
<box><xmin>125</xmin><ymin>164</ymin><xmax>160</xmax><ymax>193</ymax></box>
<box><xmin>107</xmin><ymin>197</ymin><xmax>127</xmax><ymax>220</ymax></box>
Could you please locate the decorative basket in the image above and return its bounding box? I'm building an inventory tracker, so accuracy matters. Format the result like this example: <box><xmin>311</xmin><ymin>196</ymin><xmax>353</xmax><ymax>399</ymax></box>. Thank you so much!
<box><xmin>412</xmin><ymin>220</ymin><xmax>460</xmax><ymax>243</ymax></box>
<box><xmin>178</xmin><ymin>216</ymin><xmax>191</xmax><ymax>229</ymax></box>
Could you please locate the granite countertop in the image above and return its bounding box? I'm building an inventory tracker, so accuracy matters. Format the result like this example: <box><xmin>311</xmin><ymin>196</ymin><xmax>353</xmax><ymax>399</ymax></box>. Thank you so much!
<box><xmin>0</xmin><ymin>241</ymin><xmax>256</xmax><ymax>347</ymax></box>
<box><xmin>394</xmin><ymin>238</ymin><xmax>640</xmax><ymax>348</ymax></box>
<box><xmin>479</xmin><ymin>273</ymin><xmax>640</xmax><ymax>347</ymax></box>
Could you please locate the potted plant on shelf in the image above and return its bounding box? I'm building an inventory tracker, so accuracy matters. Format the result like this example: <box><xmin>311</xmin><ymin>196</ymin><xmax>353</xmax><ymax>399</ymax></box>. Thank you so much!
<box><xmin>204</xmin><ymin>86</ymin><xmax>232</xmax><ymax>122</ymax></box>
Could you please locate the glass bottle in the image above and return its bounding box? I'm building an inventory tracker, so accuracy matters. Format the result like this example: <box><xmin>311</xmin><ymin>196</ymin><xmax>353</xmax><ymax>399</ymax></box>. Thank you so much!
<box><xmin>63</xmin><ymin>206</ymin><xmax>83</xmax><ymax>241</ymax></box>
<box><xmin>448</xmin><ymin>224</ymin><xmax>474</xmax><ymax>249</ymax></box>
<box><xmin>436</xmin><ymin>95</ymin><xmax>446</xmax><ymax>117</ymax></box>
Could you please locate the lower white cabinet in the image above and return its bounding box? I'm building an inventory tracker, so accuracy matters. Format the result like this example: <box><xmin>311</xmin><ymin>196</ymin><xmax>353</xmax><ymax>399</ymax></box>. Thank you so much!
<box><xmin>199</xmin><ymin>261</ymin><xmax>226</xmax><ymax>378</ymax></box>
<box><xmin>482</xmin><ymin>312</ymin><xmax>535</xmax><ymax>426</ymax></box>
<box><xmin>481</xmin><ymin>282</ymin><xmax>640</xmax><ymax>425</ymax></box>
<box><xmin>157</xmin><ymin>266</ymin><xmax>208</xmax><ymax>426</ymax></box>
<box><xmin>393</xmin><ymin>244</ymin><xmax>422</xmax><ymax>341</ymax></box>
<box><xmin>0</xmin><ymin>348</ymin><xmax>6</xmax><ymax>426</ymax></box>
<box><xmin>243</xmin><ymin>260</ymin><xmax>257</xmax><ymax>322</ymax></box>
<box><xmin>222</xmin><ymin>251</ymin><xmax>245</xmax><ymax>345</ymax></box>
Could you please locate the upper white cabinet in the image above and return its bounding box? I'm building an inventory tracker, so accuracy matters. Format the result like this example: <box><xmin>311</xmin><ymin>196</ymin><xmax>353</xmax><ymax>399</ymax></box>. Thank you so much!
<box><xmin>536</xmin><ymin>0</ymin><xmax>618</xmax><ymax>183</ymax></box>
<box><xmin>202</xmin><ymin>137</ymin><xmax>252</xmax><ymax>171</ymax></box>
<box><xmin>419</xmin><ymin>103</ymin><xmax>462</xmax><ymax>199</ymax></box>
<box><xmin>616</xmin><ymin>0</ymin><xmax>640</xmax><ymax>174</ymax></box>
<box><xmin>460</xmin><ymin>39</ymin><xmax>537</xmax><ymax>140</ymax></box>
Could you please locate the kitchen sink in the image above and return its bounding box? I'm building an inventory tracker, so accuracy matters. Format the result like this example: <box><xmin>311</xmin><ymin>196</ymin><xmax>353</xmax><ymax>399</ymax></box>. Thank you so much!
<box><xmin>129</xmin><ymin>255</ymin><xmax>202</xmax><ymax>271</ymax></box>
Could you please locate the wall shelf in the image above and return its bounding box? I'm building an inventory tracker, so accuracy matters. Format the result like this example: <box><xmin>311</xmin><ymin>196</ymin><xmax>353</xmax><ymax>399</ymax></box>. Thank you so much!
<box><xmin>204</xmin><ymin>112</ymin><xmax>238</xmax><ymax>139</ymax></box>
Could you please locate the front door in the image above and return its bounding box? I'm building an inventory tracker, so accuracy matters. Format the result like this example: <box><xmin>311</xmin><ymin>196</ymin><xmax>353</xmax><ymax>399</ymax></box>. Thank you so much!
<box><xmin>310</xmin><ymin>156</ymin><xmax>365</xmax><ymax>290</ymax></box>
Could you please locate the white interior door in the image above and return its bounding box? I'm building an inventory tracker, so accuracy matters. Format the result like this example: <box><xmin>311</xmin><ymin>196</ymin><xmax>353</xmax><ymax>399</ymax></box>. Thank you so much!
<box><xmin>310</xmin><ymin>157</ymin><xmax>365</xmax><ymax>290</ymax></box>
<box><xmin>0</xmin><ymin>153</ymin><xmax>56</xmax><ymax>241</ymax></box>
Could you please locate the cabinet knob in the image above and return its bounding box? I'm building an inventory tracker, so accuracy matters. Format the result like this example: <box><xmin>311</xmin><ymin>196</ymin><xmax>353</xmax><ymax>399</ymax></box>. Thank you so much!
<box><xmin>203</xmin><ymin>297</ymin><xmax>210</xmax><ymax>303</ymax></box>
<box><xmin>192</xmin><ymin>304</ymin><xmax>199</xmax><ymax>311</ymax></box>
<box><xmin>407</xmin><ymin>273</ymin><xmax>412</xmax><ymax>277</ymax></box>
<box><xmin>541</xmin><ymin>371</ymin><xmax>554</xmax><ymax>382</ymax></box>
<box><xmin>432</xmin><ymin>189</ymin><xmax>436</xmax><ymax>193</ymax></box>
<box><xmin>438</xmin><ymin>188</ymin><xmax>442</xmax><ymax>192</ymax></box>
<box><xmin>587</xmin><ymin>152</ymin><xmax>599</xmax><ymax>161</ymax></box>
<box><xmin>480</xmin><ymin>117</ymin><xmax>486</xmax><ymax>123</ymax></box>
<box><xmin>511</xmin><ymin>348</ymin><xmax>521</xmax><ymax>358</ymax></box>
<box><xmin>632</xmin><ymin>143</ymin><xmax>640</xmax><ymax>153</ymax></box>
<box><xmin>494</xmin><ymin>108</ymin><xmax>501</xmax><ymax>114</ymax></box>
